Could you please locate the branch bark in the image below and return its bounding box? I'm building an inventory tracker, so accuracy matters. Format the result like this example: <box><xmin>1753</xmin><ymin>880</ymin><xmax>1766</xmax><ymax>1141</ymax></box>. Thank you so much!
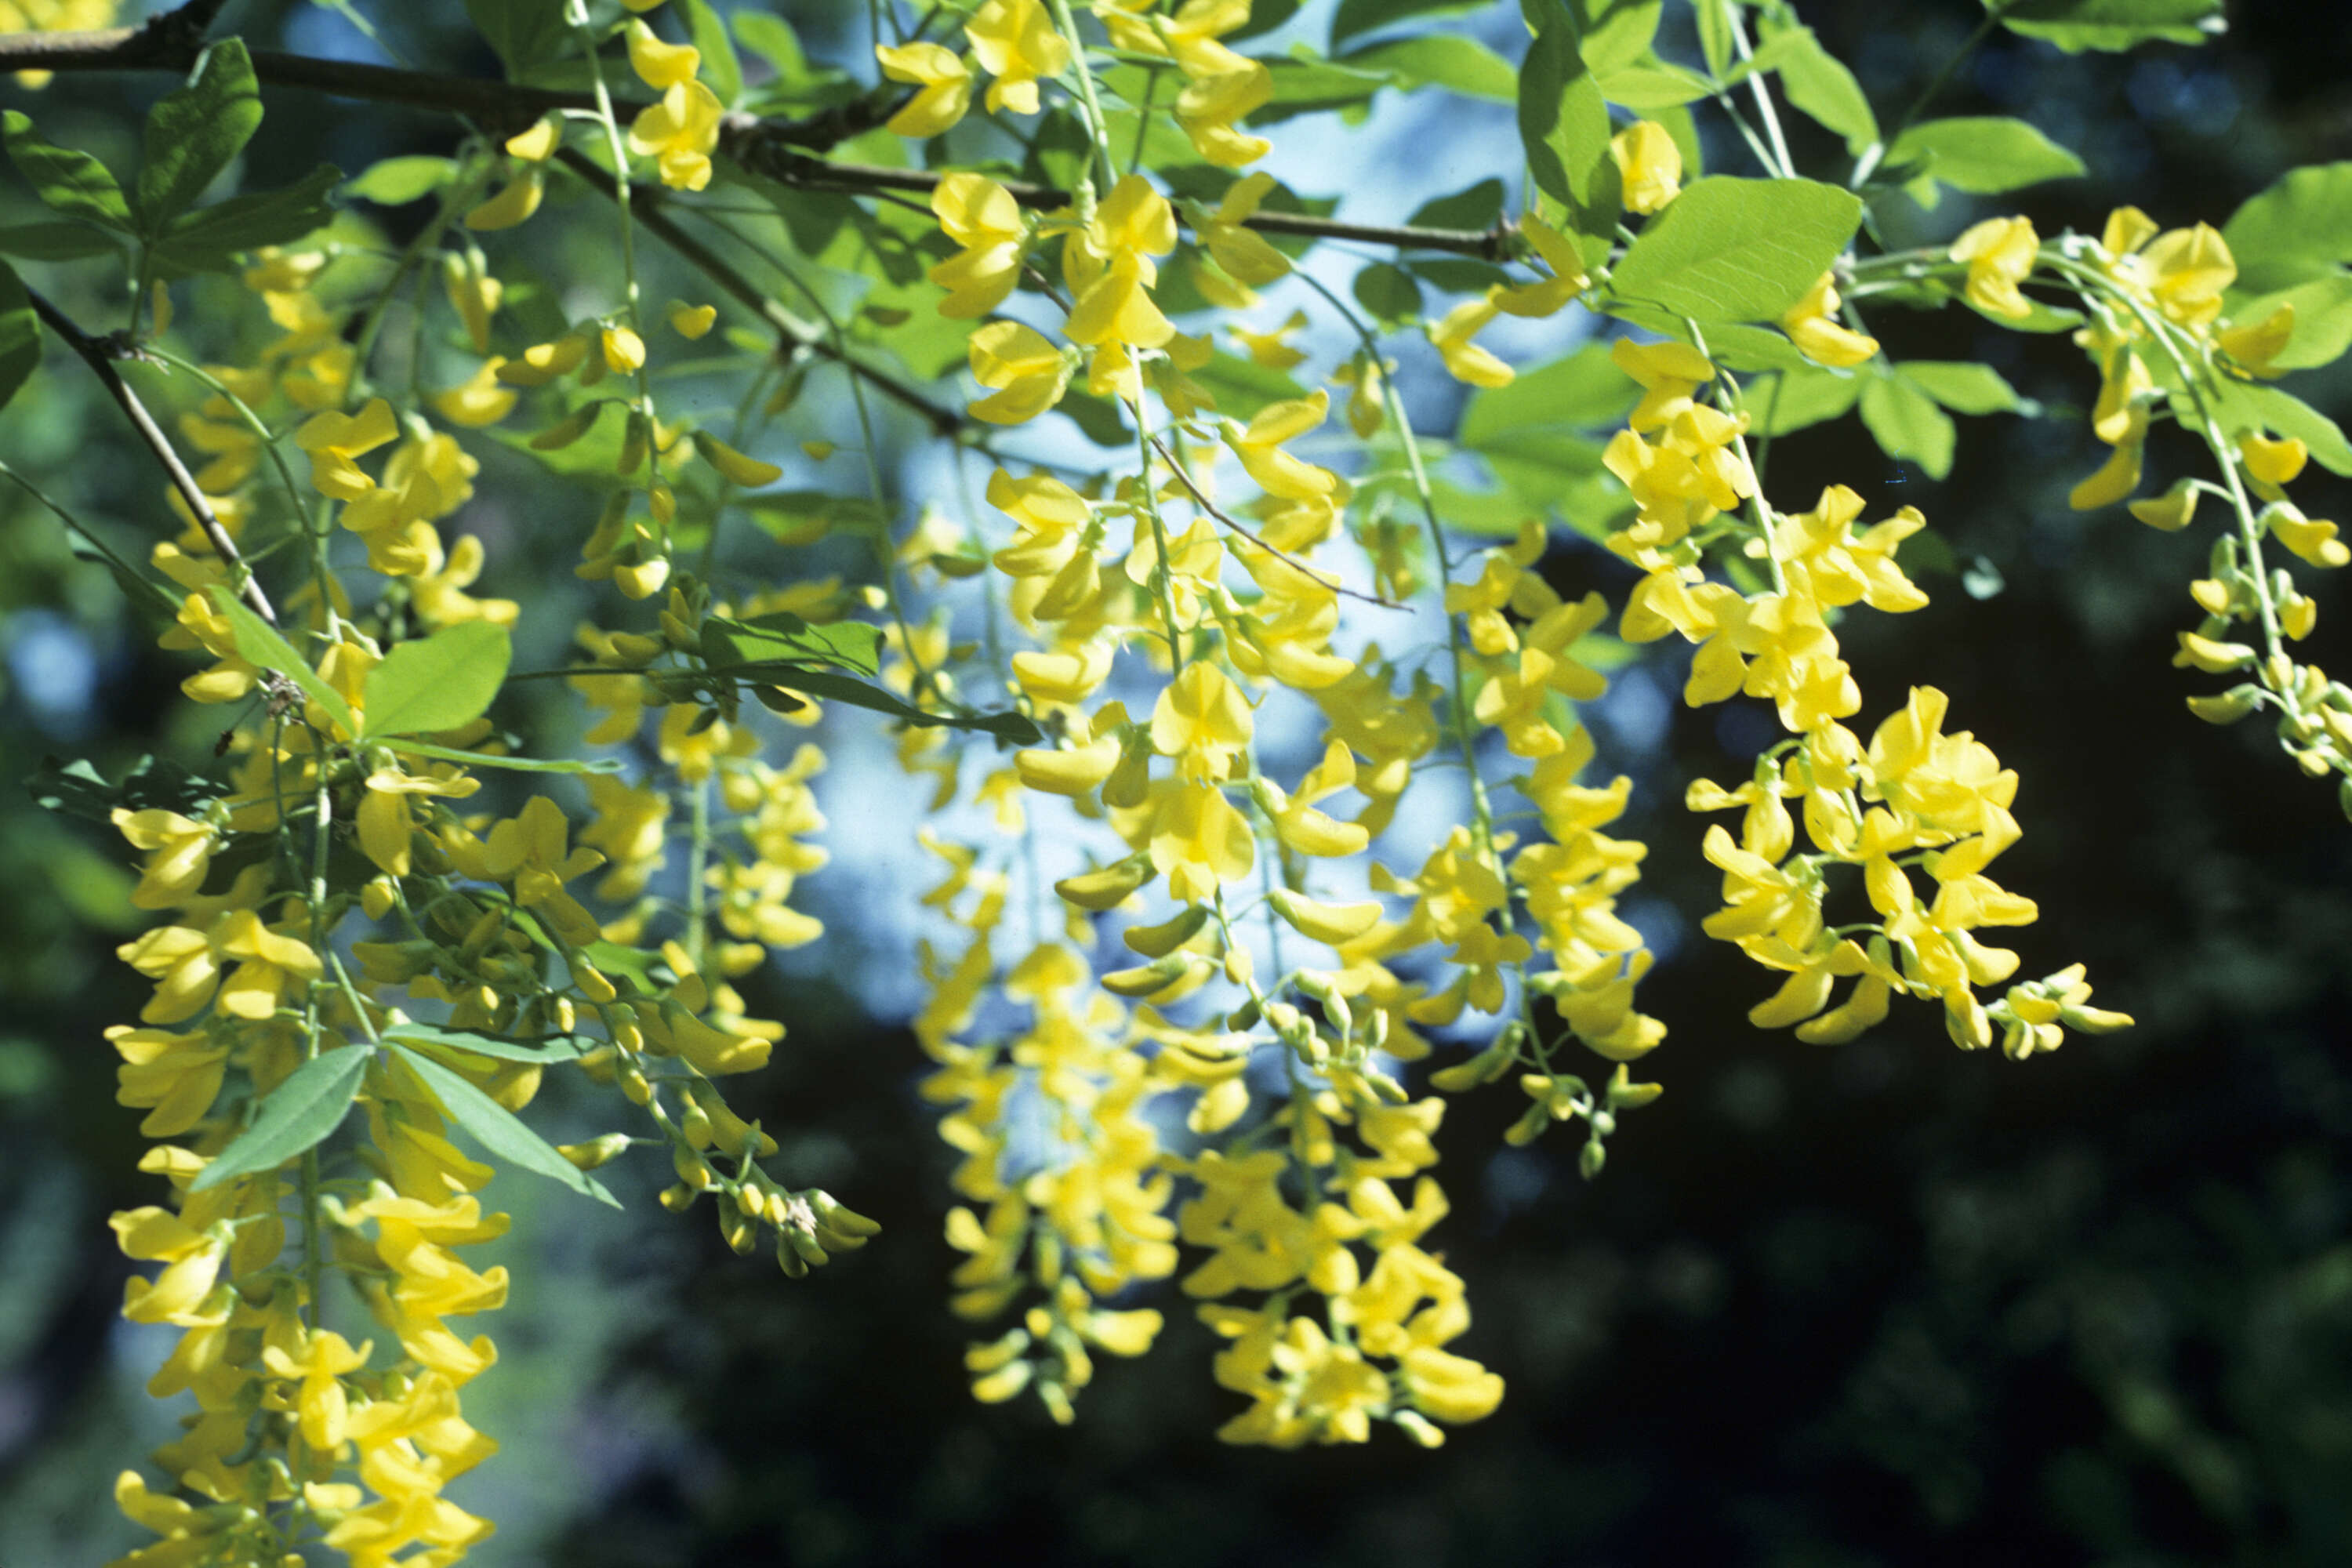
<box><xmin>27</xmin><ymin>289</ymin><xmax>275</xmax><ymax>623</ymax></box>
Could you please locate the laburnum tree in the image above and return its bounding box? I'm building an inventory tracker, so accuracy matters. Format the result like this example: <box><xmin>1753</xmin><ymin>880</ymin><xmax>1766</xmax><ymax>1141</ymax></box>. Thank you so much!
<box><xmin>0</xmin><ymin>0</ymin><xmax>2344</xmax><ymax>1563</ymax></box>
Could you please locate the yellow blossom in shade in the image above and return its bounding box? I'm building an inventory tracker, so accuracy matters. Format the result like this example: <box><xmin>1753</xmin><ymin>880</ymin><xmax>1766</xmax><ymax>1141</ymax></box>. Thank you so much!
<box><xmin>667</xmin><ymin>299</ymin><xmax>717</xmax><ymax>339</ymax></box>
<box><xmin>411</xmin><ymin>534</ymin><xmax>519</xmax><ymax>627</ymax></box>
<box><xmin>1176</xmin><ymin>62</ymin><xmax>1274</xmax><ymax>167</ymax></box>
<box><xmin>442</xmin><ymin>252</ymin><xmax>502</xmax><ymax>354</ymax></box>
<box><xmin>2069</xmin><ymin>403</ymin><xmax>2147</xmax><ymax>510</ymax></box>
<box><xmin>107</xmin><ymin>1025</ymin><xmax>229</xmax><ymax>1136</ymax></box>
<box><xmin>1151</xmin><ymin>662</ymin><xmax>1254</xmax><ymax>782</ymax></box>
<box><xmin>2217</xmin><ymin>300</ymin><xmax>2296</xmax><ymax>373</ymax></box>
<box><xmin>930</xmin><ymin>173</ymin><xmax>1027</xmax><ymax>318</ymax></box>
<box><xmin>1951</xmin><ymin>216</ymin><xmax>2039</xmax><ymax>320</ymax></box>
<box><xmin>628</xmin><ymin>79</ymin><xmax>724</xmax><ymax>191</ymax></box>
<box><xmin>463</xmin><ymin>167</ymin><xmax>544</xmax><ymax>230</ymax></box>
<box><xmin>1780</xmin><ymin>270</ymin><xmax>1878</xmax><ymax>368</ymax></box>
<box><xmin>1196</xmin><ymin>172</ymin><xmax>1292</xmax><ymax>287</ymax></box>
<box><xmin>259</xmin><ymin>1323</ymin><xmax>372</xmax><ymax>1451</ymax></box>
<box><xmin>1231</xmin><ymin>308</ymin><xmax>1308</xmax><ymax>368</ymax></box>
<box><xmin>1611</xmin><ymin>119</ymin><xmax>1682</xmax><ymax>214</ymax></box>
<box><xmin>111</xmin><ymin>808</ymin><xmax>217</xmax><ymax>909</ymax></box>
<box><xmin>1147</xmin><ymin>781</ymin><xmax>1256</xmax><ymax>903</ymax></box>
<box><xmin>439</xmin><ymin>796</ymin><xmax>608</xmax><ymax>946</ymax></box>
<box><xmin>1428</xmin><ymin>297</ymin><xmax>1511</xmax><ymax>388</ymax></box>
<box><xmin>877</xmin><ymin>42</ymin><xmax>975</xmax><ymax>136</ymax></box>
<box><xmin>505</xmin><ymin>114</ymin><xmax>561</xmax><ymax>160</ymax></box>
<box><xmin>434</xmin><ymin>358</ymin><xmax>519</xmax><ymax>426</ymax></box>
<box><xmin>965</xmin><ymin>0</ymin><xmax>1069</xmax><ymax>115</ymax></box>
<box><xmin>626</xmin><ymin>20</ymin><xmax>700</xmax><ymax>89</ymax></box>
<box><xmin>967</xmin><ymin>320</ymin><xmax>1073</xmax><ymax>424</ymax></box>
<box><xmin>293</xmin><ymin>396</ymin><xmax>397</xmax><ymax>499</ymax></box>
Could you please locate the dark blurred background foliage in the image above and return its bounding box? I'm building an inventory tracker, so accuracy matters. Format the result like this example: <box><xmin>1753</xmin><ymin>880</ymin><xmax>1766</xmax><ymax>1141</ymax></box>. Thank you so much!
<box><xmin>4</xmin><ymin>2</ymin><xmax>2350</xmax><ymax>1564</ymax></box>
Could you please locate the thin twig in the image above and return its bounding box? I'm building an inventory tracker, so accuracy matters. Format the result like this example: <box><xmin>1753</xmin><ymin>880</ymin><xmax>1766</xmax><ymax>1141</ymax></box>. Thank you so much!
<box><xmin>26</xmin><ymin>289</ymin><xmax>275</xmax><ymax>622</ymax></box>
<box><xmin>554</xmin><ymin>148</ymin><xmax>964</xmax><ymax>437</ymax></box>
<box><xmin>1145</xmin><ymin>430</ymin><xmax>1403</xmax><ymax>610</ymax></box>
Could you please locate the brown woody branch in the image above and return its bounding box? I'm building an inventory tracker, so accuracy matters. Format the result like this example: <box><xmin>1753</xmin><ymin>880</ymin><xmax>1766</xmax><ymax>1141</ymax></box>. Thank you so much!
<box><xmin>27</xmin><ymin>289</ymin><xmax>275</xmax><ymax>622</ymax></box>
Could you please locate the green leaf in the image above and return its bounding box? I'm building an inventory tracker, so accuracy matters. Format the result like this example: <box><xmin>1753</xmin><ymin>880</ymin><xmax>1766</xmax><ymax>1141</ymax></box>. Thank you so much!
<box><xmin>1886</xmin><ymin>117</ymin><xmax>2086</xmax><ymax>195</ymax></box>
<box><xmin>678</xmin><ymin>0</ymin><xmax>743</xmax><ymax>108</ymax></box>
<box><xmin>1993</xmin><ymin>0</ymin><xmax>2224</xmax><ymax>53</ymax></box>
<box><xmin>1898</xmin><ymin>360</ymin><xmax>2027</xmax><ymax>416</ymax></box>
<box><xmin>1256</xmin><ymin>51</ymin><xmax>1389</xmax><ymax>124</ymax></box>
<box><xmin>1340</xmin><ymin>35</ymin><xmax>1516</xmax><ymax>101</ymax></box>
<box><xmin>205</xmin><ymin>584</ymin><xmax>358</xmax><ymax>737</ymax></box>
<box><xmin>2227</xmin><ymin>274</ymin><xmax>2352</xmax><ymax>372</ymax></box>
<box><xmin>1352</xmin><ymin>262</ymin><xmax>1423</xmax><ymax>324</ymax></box>
<box><xmin>1591</xmin><ymin>61</ymin><xmax>1714</xmax><ymax>109</ymax></box>
<box><xmin>1191</xmin><ymin>351</ymin><xmax>1306</xmax><ymax>421</ymax></box>
<box><xmin>1607</xmin><ymin>302</ymin><xmax>1814</xmax><ymax>370</ymax></box>
<box><xmin>1606</xmin><ymin>176</ymin><xmax>1864</xmax><ymax>323</ymax></box>
<box><xmin>1330</xmin><ymin>0</ymin><xmax>1486</xmax><ymax>46</ymax></box>
<box><xmin>742</xmin><ymin>490</ymin><xmax>888</xmax><ymax>546</ymax></box>
<box><xmin>381</xmin><ymin>1021</ymin><xmax>587</xmax><ymax>1065</ymax></box>
<box><xmin>361</xmin><ymin>620</ymin><xmax>511</xmax><ymax>739</ymax></box>
<box><xmin>753</xmin><ymin>666</ymin><xmax>1042</xmax><ymax>746</ymax></box>
<box><xmin>731</xmin><ymin>12</ymin><xmax>812</xmax><ymax>82</ymax></box>
<box><xmin>157</xmin><ymin>164</ymin><xmax>340</xmax><ymax>272</ymax></box>
<box><xmin>1056</xmin><ymin>388</ymin><xmax>1134</xmax><ymax>448</ymax></box>
<box><xmin>1461</xmin><ymin>340</ymin><xmax>1638</xmax><ymax>444</ymax></box>
<box><xmin>137</xmin><ymin>40</ymin><xmax>263</xmax><ymax>234</ymax></box>
<box><xmin>1763</xmin><ymin>24</ymin><xmax>1878</xmax><ymax>155</ymax></box>
<box><xmin>1859</xmin><ymin>370</ymin><xmax>1956</xmax><ymax>480</ymax></box>
<box><xmin>1407</xmin><ymin>178</ymin><xmax>1504</xmax><ymax>234</ymax></box>
<box><xmin>2</xmin><ymin>111</ymin><xmax>133</xmax><ymax>233</ymax></box>
<box><xmin>0</xmin><ymin>260</ymin><xmax>38</xmax><ymax>416</ymax></box>
<box><xmin>2222</xmin><ymin>163</ymin><xmax>2352</xmax><ymax>293</ymax></box>
<box><xmin>1519</xmin><ymin>8</ymin><xmax>1619</xmax><ymax>245</ymax></box>
<box><xmin>465</xmin><ymin>0</ymin><xmax>570</xmax><ymax>76</ymax></box>
<box><xmin>27</xmin><ymin>753</ymin><xmax>207</xmax><ymax>824</ymax></box>
<box><xmin>1579</xmin><ymin>0</ymin><xmax>1664</xmax><ymax>75</ymax></box>
<box><xmin>701</xmin><ymin>612</ymin><xmax>884</xmax><ymax>679</ymax></box>
<box><xmin>191</xmin><ymin>1045</ymin><xmax>369</xmax><ymax>1192</ymax></box>
<box><xmin>1737</xmin><ymin>365</ymin><xmax>1864</xmax><ymax>435</ymax></box>
<box><xmin>392</xmin><ymin>1045</ymin><xmax>621</xmax><ymax>1207</ymax></box>
<box><xmin>1694</xmin><ymin>0</ymin><xmax>1733</xmax><ymax>78</ymax></box>
<box><xmin>383</xmin><ymin>738</ymin><xmax>624</xmax><ymax>775</ymax></box>
<box><xmin>343</xmin><ymin>155</ymin><xmax>459</xmax><ymax>207</ymax></box>
<box><xmin>0</xmin><ymin>221</ymin><xmax>124</xmax><ymax>260</ymax></box>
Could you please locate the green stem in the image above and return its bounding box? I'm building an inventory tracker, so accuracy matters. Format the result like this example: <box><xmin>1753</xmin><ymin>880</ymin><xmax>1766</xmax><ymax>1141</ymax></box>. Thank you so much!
<box><xmin>1295</xmin><ymin>268</ymin><xmax>1501</xmax><ymax>875</ymax></box>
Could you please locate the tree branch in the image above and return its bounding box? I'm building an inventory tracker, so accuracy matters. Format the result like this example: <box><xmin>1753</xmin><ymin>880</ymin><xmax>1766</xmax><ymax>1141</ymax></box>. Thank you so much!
<box><xmin>0</xmin><ymin>22</ymin><xmax>1518</xmax><ymax>259</ymax></box>
<box><xmin>27</xmin><ymin>289</ymin><xmax>275</xmax><ymax>623</ymax></box>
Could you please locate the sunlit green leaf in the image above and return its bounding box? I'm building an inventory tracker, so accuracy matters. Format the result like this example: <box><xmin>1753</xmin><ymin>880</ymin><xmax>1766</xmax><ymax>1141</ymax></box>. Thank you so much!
<box><xmin>393</xmin><ymin>1046</ymin><xmax>621</xmax><ymax>1207</ymax></box>
<box><xmin>1887</xmin><ymin>118</ymin><xmax>2086</xmax><ymax>195</ymax></box>
<box><xmin>362</xmin><ymin>621</ymin><xmax>511</xmax><ymax>739</ymax></box>
<box><xmin>1859</xmin><ymin>369</ymin><xmax>1957</xmax><ymax>480</ymax></box>
<box><xmin>1993</xmin><ymin>0</ymin><xmax>2224</xmax><ymax>53</ymax></box>
<box><xmin>205</xmin><ymin>585</ymin><xmax>357</xmax><ymax>737</ymax></box>
<box><xmin>1606</xmin><ymin>177</ymin><xmax>1864</xmax><ymax>323</ymax></box>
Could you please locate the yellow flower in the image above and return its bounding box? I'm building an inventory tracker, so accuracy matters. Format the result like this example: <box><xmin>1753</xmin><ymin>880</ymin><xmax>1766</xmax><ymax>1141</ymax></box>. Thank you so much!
<box><xmin>463</xmin><ymin>167</ymin><xmax>544</xmax><ymax>230</ymax></box>
<box><xmin>877</xmin><ymin>42</ymin><xmax>974</xmax><ymax>137</ymax></box>
<box><xmin>628</xmin><ymin>79</ymin><xmax>725</xmax><ymax>191</ymax></box>
<box><xmin>1951</xmin><ymin>216</ymin><xmax>2039</xmax><ymax>320</ymax></box>
<box><xmin>1063</xmin><ymin>174</ymin><xmax>1178</xmax><ymax>350</ymax></box>
<box><xmin>626</xmin><ymin>20</ymin><xmax>700</xmax><ymax>90</ymax></box>
<box><xmin>1150</xmin><ymin>662</ymin><xmax>1254</xmax><ymax>782</ymax></box>
<box><xmin>1223</xmin><ymin>390</ymin><xmax>1340</xmax><ymax>501</ymax></box>
<box><xmin>1147</xmin><ymin>781</ymin><xmax>1256</xmax><ymax>903</ymax></box>
<box><xmin>293</xmin><ymin>397</ymin><xmax>398</xmax><ymax>500</ymax></box>
<box><xmin>1231</xmin><ymin>308</ymin><xmax>1308</xmax><ymax>369</ymax></box>
<box><xmin>1779</xmin><ymin>270</ymin><xmax>1878</xmax><ymax>368</ymax></box>
<box><xmin>966</xmin><ymin>0</ymin><xmax>1070</xmax><ymax>115</ymax></box>
<box><xmin>1428</xmin><ymin>297</ymin><xmax>1510</xmax><ymax>388</ymax></box>
<box><xmin>967</xmin><ymin>319</ymin><xmax>1073</xmax><ymax>424</ymax></box>
<box><xmin>111</xmin><ymin>808</ymin><xmax>218</xmax><ymax>909</ymax></box>
<box><xmin>1176</xmin><ymin>63</ymin><xmax>1274</xmax><ymax>168</ymax></box>
<box><xmin>929</xmin><ymin>172</ymin><xmax>1027</xmax><ymax>319</ymax></box>
<box><xmin>1611</xmin><ymin>120</ymin><xmax>1682</xmax><ymax>215</ymax></box>
<box><xmin>1195</xmin><ymin>172</ymin><xmax>1291</xmax><ymax>288</ymax></box>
